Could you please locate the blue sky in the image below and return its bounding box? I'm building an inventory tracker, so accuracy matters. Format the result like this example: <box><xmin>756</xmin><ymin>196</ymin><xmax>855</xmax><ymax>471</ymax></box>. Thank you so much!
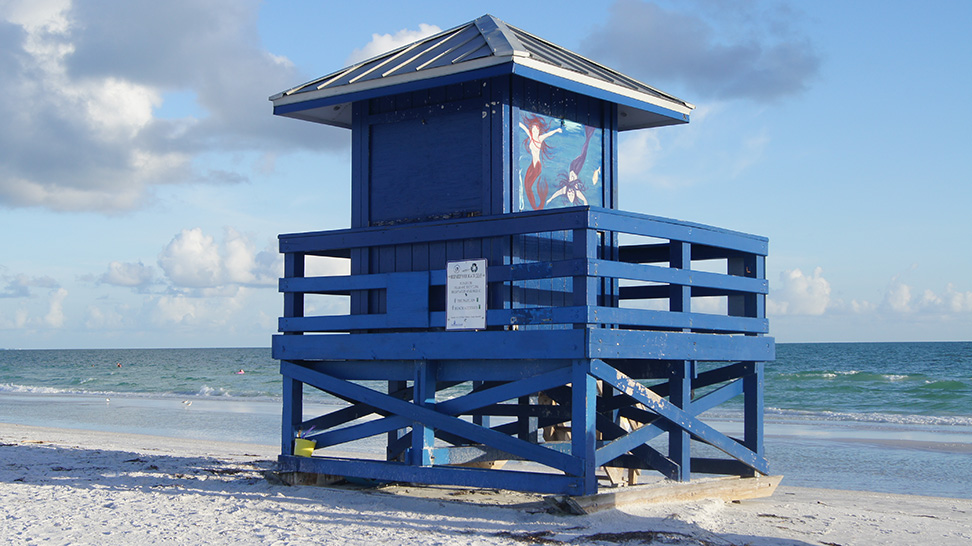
<box><xmin>1</xmin><ymin>0</ymin><xmax>969</xmax><ymax>349</ymax></box>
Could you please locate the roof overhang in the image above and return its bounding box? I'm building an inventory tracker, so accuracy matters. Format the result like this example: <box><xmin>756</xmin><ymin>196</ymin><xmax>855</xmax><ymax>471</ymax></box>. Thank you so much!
<box><xmin>271</xmin><ymin>15</ymin><xmax>694</xmax><ymax>131</ymax></box>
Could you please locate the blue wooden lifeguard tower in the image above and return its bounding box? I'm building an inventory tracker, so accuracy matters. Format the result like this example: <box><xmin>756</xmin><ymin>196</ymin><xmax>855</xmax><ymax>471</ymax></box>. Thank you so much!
<box><xmin>270</xmin><ymin>15</ymin><xmax>774</xmax><ymax>497</ymax></box>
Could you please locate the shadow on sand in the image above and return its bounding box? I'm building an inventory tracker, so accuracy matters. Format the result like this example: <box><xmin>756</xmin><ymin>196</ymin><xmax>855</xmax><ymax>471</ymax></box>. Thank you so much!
<box><xmin>0</xmin><ymin>440</ymin><xmax>814</xmax><ymax>546</ymax></box>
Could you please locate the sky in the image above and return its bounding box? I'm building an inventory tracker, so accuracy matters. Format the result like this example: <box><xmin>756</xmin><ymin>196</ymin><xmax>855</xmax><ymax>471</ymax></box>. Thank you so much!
<box><xmin>1</xmin><ymin>0</ymin><xmax>970</xmax><ymax>349</ymax></box>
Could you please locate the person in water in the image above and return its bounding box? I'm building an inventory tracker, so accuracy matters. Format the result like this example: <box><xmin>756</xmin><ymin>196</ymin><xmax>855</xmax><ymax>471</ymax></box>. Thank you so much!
<box><xmin>519</xmin><ymin>114</ymin><xmax>561</xmax><ymax>210</ymax></box>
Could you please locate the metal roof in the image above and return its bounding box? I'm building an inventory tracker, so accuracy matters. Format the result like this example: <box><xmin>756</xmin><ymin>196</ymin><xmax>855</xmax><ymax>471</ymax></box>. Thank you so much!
<box><xmin>270</xmin><ymin>14</ymin><xmax>694</xmax><ymax>131</ymax></box>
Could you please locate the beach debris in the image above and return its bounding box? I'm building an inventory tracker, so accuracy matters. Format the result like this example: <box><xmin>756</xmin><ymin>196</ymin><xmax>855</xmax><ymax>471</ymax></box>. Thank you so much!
<box><xmin>295</xmin><ymin>426</ymin><xmax>315</xmax><ymax>439</ymax></box>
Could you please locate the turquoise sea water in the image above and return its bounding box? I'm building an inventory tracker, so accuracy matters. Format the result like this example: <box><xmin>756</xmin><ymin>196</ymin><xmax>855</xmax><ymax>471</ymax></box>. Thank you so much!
<box><xmin>1</xmin><ymin>343</ymin><xmax>970</xmax><ymax>498</ymax></box>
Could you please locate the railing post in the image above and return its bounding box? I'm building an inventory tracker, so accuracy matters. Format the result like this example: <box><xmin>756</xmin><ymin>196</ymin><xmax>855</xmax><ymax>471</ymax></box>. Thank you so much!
<box><xmin>669</xmin><ymin>241</ymin><xmax>692</xmax><ymax>322</ymax></box>
<box><xmin>728</xmin><ymin>253</ymin><xmax>763</xmax><ymax>319</ymax></box>
<box><xmin>283</xmin><ymin>252</ymin><xmax>305</xmax><ymax>323</ymax></box>
<box><xmin>573</xmin><ymin>227</ymin><xmax>598</xmax><ymax>326</ymax></box>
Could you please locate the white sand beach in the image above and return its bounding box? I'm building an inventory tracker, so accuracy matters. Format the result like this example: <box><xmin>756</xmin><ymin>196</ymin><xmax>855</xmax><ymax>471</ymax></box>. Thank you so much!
<box><xmin>1</xmin><ymin>423</ymin><xmax>969</xmax><ymax>545</ymax></box>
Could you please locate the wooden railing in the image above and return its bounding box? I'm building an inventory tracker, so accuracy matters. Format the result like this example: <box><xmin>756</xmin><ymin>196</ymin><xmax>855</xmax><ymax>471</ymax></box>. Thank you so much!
<box><xmin>277</xmin><ymin>206</ymin><xmax>768</xmax><ymax>337</ymax></box>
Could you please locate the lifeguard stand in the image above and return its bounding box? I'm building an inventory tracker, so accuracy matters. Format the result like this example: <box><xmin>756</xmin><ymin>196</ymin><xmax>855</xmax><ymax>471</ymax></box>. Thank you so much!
<box><xmin>270</xmin><ymin>15</ymin><xmax>773</xmax><ymax>497</ymax></box>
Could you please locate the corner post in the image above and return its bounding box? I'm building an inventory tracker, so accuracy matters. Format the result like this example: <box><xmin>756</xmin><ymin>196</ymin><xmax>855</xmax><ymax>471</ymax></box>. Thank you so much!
<box><xmin>283</xmin><ymin>252</ymin><xmax>305</xmax><ymax>321</ymax></box>
<box><xmin>728</xmin><ymin>253</ymin><xmax>760</xmax><ymax>319</ymax></box>
<box><xmin>572</xmin><ymin>359</ymin><xmax>598</xmax><ymax>495</ymax></box>
<box><xmin>743</xmin><ymin>361</ymin><xmax>765</xmax><ymax>461</ymax></box>
<box><xmin>281</xmin><ymin>371</ymin><xmax>302</xmax><ymax>456</ymax></box>
<box><xmin>572</xmin><ymin>224</ymin><xmax>599</xmax><ymax>314</ymax></box>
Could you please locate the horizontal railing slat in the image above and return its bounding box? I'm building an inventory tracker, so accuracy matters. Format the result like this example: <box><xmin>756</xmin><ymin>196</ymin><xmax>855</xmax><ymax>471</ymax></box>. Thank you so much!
<box><xmin>279</xmin><ymin>306</ymin><xmax>766</xmax><ymax>334</ymax></box>
<box><xmin>280</xmin><ymin>207</ymin><xmax>767</xmax><ymax>255</ymax></box>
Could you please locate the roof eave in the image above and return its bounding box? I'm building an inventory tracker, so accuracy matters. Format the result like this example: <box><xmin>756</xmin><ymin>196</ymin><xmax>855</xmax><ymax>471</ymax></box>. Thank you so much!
<box><xmin>271</xmin><ymin>43</ymin><xmax>693</xmax><ymax>131</ymax></box>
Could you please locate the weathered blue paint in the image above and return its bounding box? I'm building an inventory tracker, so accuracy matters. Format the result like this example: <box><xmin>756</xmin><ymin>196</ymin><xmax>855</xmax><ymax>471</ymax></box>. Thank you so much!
<box><xmin>271</xmin><ymin>15</ymin><xmax>772</xmax><ymax>495</ymax></box>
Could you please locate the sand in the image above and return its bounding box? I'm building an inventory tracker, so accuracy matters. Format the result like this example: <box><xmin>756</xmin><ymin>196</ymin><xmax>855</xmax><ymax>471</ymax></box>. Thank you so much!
<box><xmin>1</xmin><ymin>423</ymin><xmax>970</xmax><ymax>545</ymax></box>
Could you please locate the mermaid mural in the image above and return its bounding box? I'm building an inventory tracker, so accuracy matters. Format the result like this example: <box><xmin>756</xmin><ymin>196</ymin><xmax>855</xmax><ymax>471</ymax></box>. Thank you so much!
<box><xmin>518</xmin><ymin>114</ymin><xmax>562</xmax><ymax>210</ymax></box>
<box><xmin>516</xmin><ymin>111</ymin><xmax>602</xmax><ymax>211</ymax></box>
<box><xmin>546</xmin><ymin>125</ymin><xmax>599</xmax><ymax>207</ymax></box>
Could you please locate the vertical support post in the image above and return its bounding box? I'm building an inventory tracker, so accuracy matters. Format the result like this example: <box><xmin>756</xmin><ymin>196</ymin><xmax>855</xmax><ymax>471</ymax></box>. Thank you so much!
<box><xmin>669</xmin><ymin>360</ymin><xmax>693</xmax><ymax>481</ymax></box>
<box><xmin>411</xmin><ymin>360</ymin><xmax>436</xmax><ymax>466</ymax></box>
<box><xmin>572</xmin><ymin>359</ymin><xmax>598</xmax><ymax>495</ymax></box>
<box><xmin>283</xmin><ymin>252</ymin><xmax>305</xmax><ymax>322</ymax></box>
<box><xmin>387</xmin><ymin>379</ymin><xmax>408</xmax><ymax>461</ymax></box>
<box><xmin>281</xmin><ymin>372</ymin><xmax>302</xmax><ymax>456</ymax></box>
<box><xmin>573</xmin><ymin>227</ymin><xmax>599</xmax><ymax>327</ymax></box>
<box><xmin>472</xmin><ymin>381</ymin><xmax>489</xmax><ymax>428</ymax></box>
<box><xmin>517</xmin><ymin>394</ymin><xmax>539</xmax><ymax>443</ymax></box>
<box><xmin>728</xmin><ymin>254</ymin><xmax>760</xmax><ymax>319</ymax></box>
<box><xmin>281</xmin><ymin>252</ymin><xmax>305</xmax><ymax>458</ymax></box>
<box><xmin>670</xmin><ymin>241</ymin><xmax>691</xmax><ymax>318</ymax></box>
<box><xmin>743</xmin><ymin>361</ymin><xmax>765</xmax><ymax>462</ymax></box>
<box><xmin>755</xmin><ymin>255</ymin><xmax>766</xmax><ymax>319</ymax></box>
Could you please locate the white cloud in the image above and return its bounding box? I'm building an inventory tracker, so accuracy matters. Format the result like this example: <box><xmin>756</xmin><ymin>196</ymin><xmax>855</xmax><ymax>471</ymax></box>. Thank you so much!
<box><xmin>0</xmin><ymin>285</ymin><xmax>67</xmax><ymax>330</ymax></box>
<box><xmin>941</xmin><ymin>284</ymin><xmax>972</xmax><ymax>313</ymax></box>
<box><xmin>157</xmin><ymin>227</ymin><xmax>278</xmax><ymax>291</ymax></box>
<box><xmin>158</xmin><ymin>228</ymin><xmax>223</xmax><ymax>289</ymax></box>
<box><xmin>43</xmin><ymin>287</ymin><xmax>68</xmax><ymax>327</ymax></box>
<box><xmin>154</xmin><ymin>293</ymin><xmax>198</xmax><ymax>326</ymax></box>
<box><xmin>1</xmin><ymin>274</ymin><xmax>59</xmax><ymax>298</ymax></box>
<box><xmin>150</xmin><ymin>285</ymin><xmax>251</xmax><ymax>328</ymax></box>
<box><xmin>767</xmin><ymin>267</ymin><xmax>831</xmax><ymax>316</ymax></box>
<box><xmin>345</xmin><ymin>23</ymin><xmax>442</xmax><ymax>65</ymax></box>
<box><xmin>99</xmin><ymin>261</ymin><xmax>155</xmax><ymax>288</ymax></box>
<box><xmin>881</xmin><ymin>279</ymin><xmax>912</xmax><ymax>313</ymax></box>
<box><xmin>0</xmin><ymin>0</ymin><xmax>344</xmax><ymax>213</ymax></box>
<box><xmin>878</xmin><ymin>280</ymin><xmax>972</xmax><ymax>315</ymax></box>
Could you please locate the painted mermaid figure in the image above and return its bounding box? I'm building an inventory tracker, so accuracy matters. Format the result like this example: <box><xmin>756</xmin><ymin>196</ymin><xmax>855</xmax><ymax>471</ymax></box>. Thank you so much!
<box><xmin>519</xmin><ymin>115</ymin><xmax>561</xmax><ymax>210</ymax></box>
<box><xmin>546</xmin><ymin>125</ymin><xmax>600</xmax><ymax>207</ymax></box>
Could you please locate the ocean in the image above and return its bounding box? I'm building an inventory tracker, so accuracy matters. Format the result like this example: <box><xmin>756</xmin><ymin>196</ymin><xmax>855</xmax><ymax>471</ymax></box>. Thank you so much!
<box><xmin>1</xmin><ymin>342</ymin><xmax>970</xmax><ymax>498</ymax></box>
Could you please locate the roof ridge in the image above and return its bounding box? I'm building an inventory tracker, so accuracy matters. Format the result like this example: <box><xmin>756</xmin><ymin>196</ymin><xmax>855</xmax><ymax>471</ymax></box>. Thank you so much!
<box><xmin>473</xmin><ymin>14</ymin><xmax>529</xmax><ymax>58</ymax></box>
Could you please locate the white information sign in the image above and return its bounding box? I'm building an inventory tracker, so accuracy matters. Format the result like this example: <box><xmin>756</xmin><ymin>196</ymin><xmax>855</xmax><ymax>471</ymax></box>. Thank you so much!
<box><xmin>446</xmin><ymin>259</ymin><xmax>487</xmax><ymax>330</ymax></box>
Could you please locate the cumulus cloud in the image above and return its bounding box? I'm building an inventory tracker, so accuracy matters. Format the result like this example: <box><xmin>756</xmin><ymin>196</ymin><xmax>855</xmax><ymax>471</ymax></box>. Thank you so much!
<box><xmin>767</xmin><ymin>267</ymin><xmax>831</xmax><ymax>316</ymax></box>
<box><xmin>44</xmin><ymin>287</ymin><xmax>68</xmax><ymax>327</ymax></box>
<box><xmin>158</xmin><ymin>228</ymin><xmax>223</xmax><ymax>289</ymax></box>
<box><xmin>581</xmin><ymin>0</ymin><xmax>820</xmax><ymax>102</ymax></box>
<box><xmin>772</xmin><ymin>267</ymin><xmax>972</xmax><ymax>320</ymax></box>
<box><xmin>1</xmin><ymin>274</ymin><xmax>60</xmax><ymax>298</ymax></box>
<box><xmin>879</xmin><ymin>279</ymin><xmax>972</xmax><ymax>315</ymax></box>
<box><xmin>157</xmin><ymin>227</ymin><xmax>278</xmax><ymax>291</ymax></box>
<box><xmin>0</xmin><ymin>0</ymin><xmax>345</xmax><ymax>213</ymax></box>
<box><xmin>345</xmin><ymin>23</ymin><xmax>442</xmax><ymax>65</ymax></box>
<box><xmin>0</xmin><ymin>284</ymin><xmax>67</xmax><ymax>330</ymax></box>
<box><xmin>99</xmin><ymin>261</ymin><xmax>155</xmax><ymax>288</ymax></box>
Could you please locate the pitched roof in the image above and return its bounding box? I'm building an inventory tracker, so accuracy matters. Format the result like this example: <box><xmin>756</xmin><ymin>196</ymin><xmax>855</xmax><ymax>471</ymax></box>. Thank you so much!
<box><xmin>270</xmin><ymin>14</ymin><xmax>694</xmax><ymax>130</ymax></box>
